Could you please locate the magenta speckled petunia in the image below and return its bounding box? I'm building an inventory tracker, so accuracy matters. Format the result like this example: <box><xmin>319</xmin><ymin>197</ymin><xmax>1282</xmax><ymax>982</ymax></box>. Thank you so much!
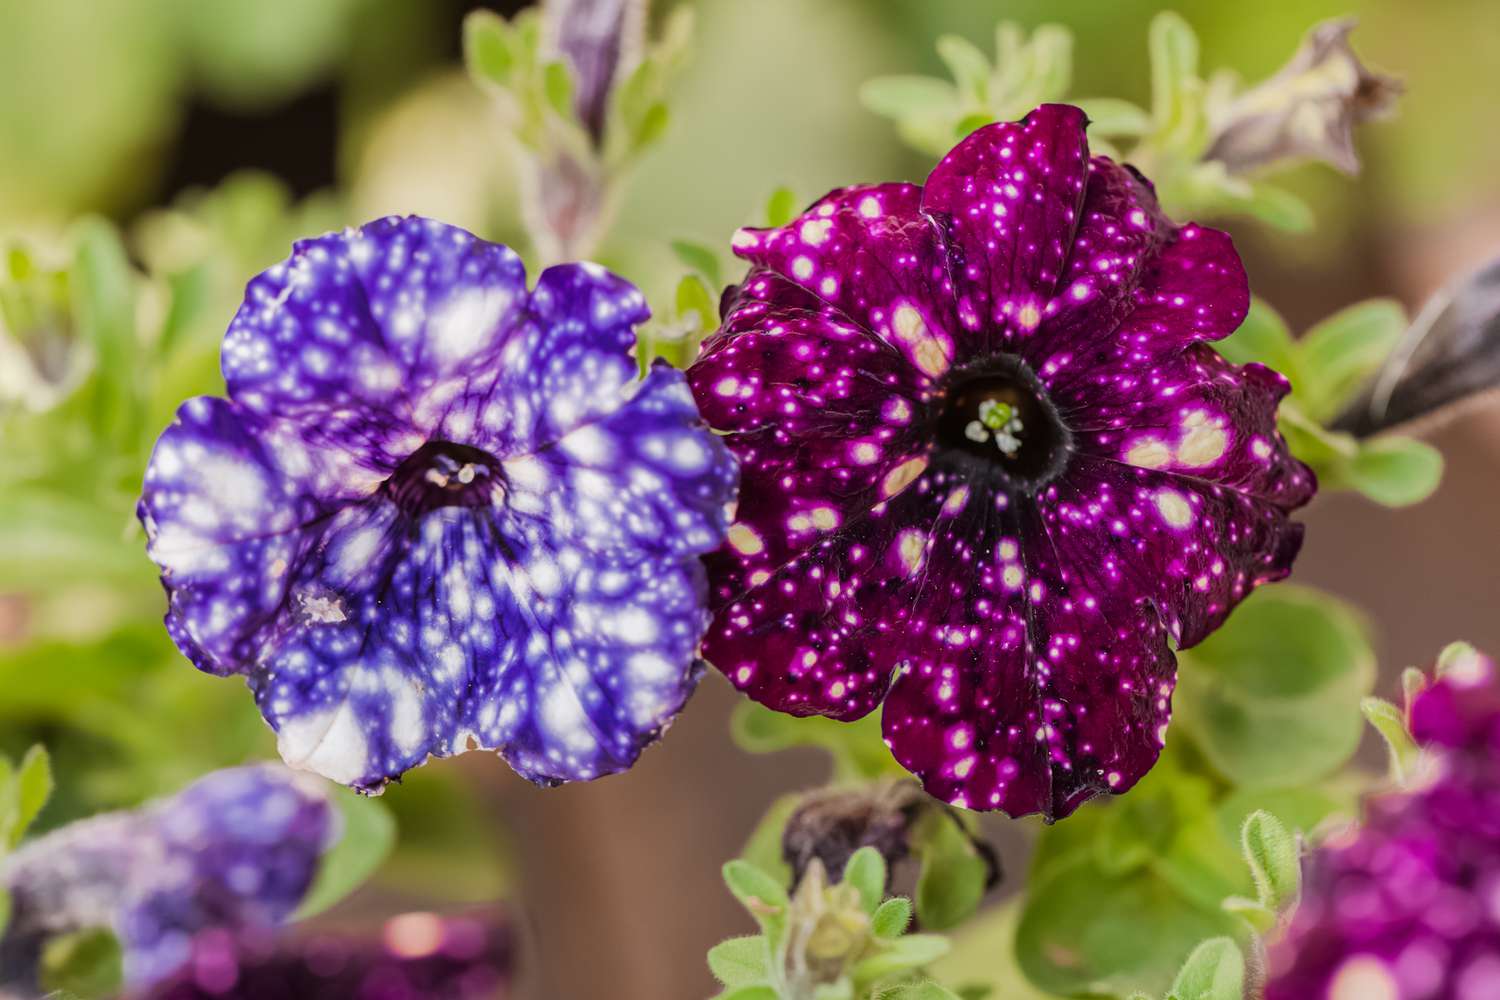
<box><xmin>686</xmin><ymin>105</ymin><xmax>1314</xmax><ymax>820</ymax></box>
<box><xmin>1264</xmin><ymin>648</ymin><xmax>1500</xmax><ymax>1000</ymax></box>
<box><xmin>138</xmin><ymin>216</ymin><xmax>736</xmax><ymax>792</ymax></box>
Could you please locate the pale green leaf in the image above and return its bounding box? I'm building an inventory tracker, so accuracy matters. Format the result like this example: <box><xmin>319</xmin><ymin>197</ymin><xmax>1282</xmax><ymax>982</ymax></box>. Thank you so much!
<box><xmin>293</xmin><ymin>789</ymin><xmax>396</xmax><ymax>920</ymax></box>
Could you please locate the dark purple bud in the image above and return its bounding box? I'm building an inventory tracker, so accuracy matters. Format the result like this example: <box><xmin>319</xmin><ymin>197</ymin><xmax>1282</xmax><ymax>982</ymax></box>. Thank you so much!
<box><xmin>543</xmin><ymin>0</ymin><xmax>644</xmax><ymax>145</ymax></box>
<box><xmin>1334</xmin><ymin>254</ymin><xmax>1500</xmax><ymax>437</ymax></box>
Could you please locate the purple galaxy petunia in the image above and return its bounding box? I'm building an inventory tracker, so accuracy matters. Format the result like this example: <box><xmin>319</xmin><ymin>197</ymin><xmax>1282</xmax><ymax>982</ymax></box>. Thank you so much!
<box><xmin>134</xmin><ymin>911</ymin><xmax>511</xmax><ymax>1000</ymax></box>
<box><xmin>138</xmin><ymin>216</ymin><xmax>736</xmax><ymax>791</ymax></box>
<box><xmin>686</xmin><ymin>104</ymin><xmax>1313</xmax><ymax>820</ymax></box>
<box><xmin>0</xmin><ymin>765</ymin><xmax>334</xmax><ymax>990</ymax></box>
<box><xmin>1265</xmin><ymin>646</ymin><xmax>1500</xmax><ymax>1000</ymax></box>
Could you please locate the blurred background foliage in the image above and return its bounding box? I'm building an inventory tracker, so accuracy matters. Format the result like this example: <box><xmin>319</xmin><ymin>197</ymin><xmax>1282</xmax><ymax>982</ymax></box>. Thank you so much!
<box><xmin>1</xmin><ymin>1</ymin><xmax>1497</xmax><ymax>998</ymax></box>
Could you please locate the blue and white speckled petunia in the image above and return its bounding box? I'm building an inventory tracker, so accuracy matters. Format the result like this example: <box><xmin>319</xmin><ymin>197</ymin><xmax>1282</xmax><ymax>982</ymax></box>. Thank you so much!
<box><xmin>137</xmin><ymin>216</ymin><xmax>737</xmax><ymax>791</ymax></box>
<box><xmin>1</xmin><ymin>765</ymin><xmax>334</xmax><ymax>989</ymax></box>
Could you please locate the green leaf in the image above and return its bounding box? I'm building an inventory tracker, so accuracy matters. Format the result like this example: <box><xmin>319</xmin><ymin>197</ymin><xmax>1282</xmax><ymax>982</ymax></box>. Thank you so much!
<box><xmin>1175</xmin><ymin>585</ymin><xmax>1376</xmax><ymax>788</ymax></box>
<box><xmin>914</xmin><ymin>812</ymin><xmax>989</xmax><ymax>931</ymax></box>
<box><xmin>708</xmin><ymin>935</ymin><xmax>770</xmax><ymax>987</ymax></box>
<box><xmin>542</xmin><ymin>60</ymin><xmax>574</xmax><ymax>118</ymax></box>
<box><xmin>10</xmin><ymin>744</ymin><xmax>53</xmax><ymax>848</ymax></box>
<box><xmin>1148</xmin><ymin>12</ymin><xmax>1201</xmax><ymax>134</ymax></box>
<box><xmin>1220</xmin><ymin>895</ymin><xmax>1278</xmax><ymax>934</ymax></box>
<box><xmin>1239</xmin><ymin>811</ymin><xmax>1300</xmax><ymax>913</ymax></box>
<box><xmin>871</xmin><ymin>897</ymin><xmax>913</xmax><ymax>939</ymax></box>
<box><xmin>1016</xmin><ymin>852</ymin><xmax>1239</xmax><ymax>998</ymax></box>
<box><xmin>859</xmin><ymin>76</ymin><xmax>959</xmax><ymax>120</ymax></box>
<box><xmin>39</xmin><ymin>928</ymin><xmax>124</xmax><ymax>998</ymax></box>
<box><xmin>670</xmin><ymin>240</ymin><xmax>722</xmax><ymax>288</ymax></box>
<box><xmin>293</xmin><ymin>789</ymin><xmax>396</xmax><ymax>920</ymax></box>
<box><xmin>1345</xmin><ymin>436</ymin><xmax>1443</xmax><ymax>507</ymax></box>
<box><xmin>738</xmin><ymin>792</ymin><xmax>799</xmax><ymax>887</ymax></box>
<box><xmin>1298</xmin><ymin>299</ymin><xmax>1406</xmax><ymax>422</ymax></box>
<box><xmin>0</xmin><ymin>888</ymin><xmax>9</xmax><ymax>939</ymax></box>
<box><xmin>936</xmin><ymin>36</ymin><xmax>991</xmax><ymax>102</ymax></box>
<box><xmin>723</xmin><ymin>858</ymin><xmax>789</xmax><ymax>913</ymax></box>
<box><xmin>70</xmin><ymin>216</ymin><xmax>140</xmax><ymax>445</ymax></box>
<box><xmin>715</xmin><ymin>986</ymin><xmax>779</xmax><ymax>1000</ymax></box>
<box><xmin>1076</xmin><ymin>98</ymin><xmax>1151</xmax><ymax>136</ymax></box>
<box><xmin>1362</xmin><ymin>696</ymin><xmax>1421</xmax><ymax>783</ymax></box>
<box><xmin>633</xmin><ymin>101</ymin><xmax>670</xmax><ymax>150</ymax></box>
<box><xmin>1216</xmin><ymin>298</ymin><xmax>1300</xmax><ymax>382</ymax></box>
<box><xmin>463</xmin><ymin>11</ymin><xmax>514</xmax><ymax>87</ymax></box>
<box><xmin>675</xmin><ymin>273</ymin><xmax>718</xmax><ymax>338</ymax></box>
<box><xmin>853</xmin><ymin>934</ymin><xmax>951</xmax><ymax>982</ymax></box>
<box><xmin>1234</xmin><ymin>181</ymin><xmax>1315</xmax><ymax>232</ymax></box>
<box><xmin>764</xmin><ymin>186</ymin><xmax>800</xmax><ymax>228</ymax></box>
<box><xmin>842</xmin><ymin>846</ymin><xmax>887</xmax><ymax>915</ymax></box>
<box><xmin>878</xmin><ymin>982</ymin><xmax>965</xmax><ymax>1000</ymax></box>
<box><xmin>1166</xmin><ymin>937</ymin><xmax>1244</xmax><ymax>1000</ymax></box>
<box><xmin>730</xmin><ymin>701</ymin><xmax>899</xmax><ymax>781</ymax></box>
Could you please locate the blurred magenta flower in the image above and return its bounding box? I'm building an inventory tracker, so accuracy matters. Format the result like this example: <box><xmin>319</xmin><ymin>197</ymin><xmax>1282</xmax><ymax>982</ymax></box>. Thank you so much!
<box><xmin>138</xmin><ymin>216</ymin><xmax>736</xmax><ymax>792</ymax></box>
<box><xmin>1265</xmin><ymin>647</ymin><xmax>1500</xmax><ymax>1000</ymax></box>
<box><xmin>687</xmin><ymin>104</ymin><xmax>1312</xmax><ymax>819</ymax></box>
<box><xmin>134</xmin><ymin>911</ymin><xmax>511</xmax><ymax>1000</ymax></box>
<box><xmin>1</xmin><ymin>765</ymin><xmax>333</xmax><ymax>990</ymax></box>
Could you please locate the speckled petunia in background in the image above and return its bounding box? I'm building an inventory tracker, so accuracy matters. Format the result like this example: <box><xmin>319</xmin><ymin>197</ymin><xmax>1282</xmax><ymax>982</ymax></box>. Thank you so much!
<box><xmin>0</xmin><ymin>765</ymin><xmax>334</xmax><ymax>990</ymax></box>
<box><xmin>137</xmin><ymin>217</ymin><xmax>737</xmax><ymax>791</ymax></box>
<box><xmin>687</xmin><ymin>104</ymin><xmax>1314</xmax><ymax>820</ymax></box>
<box><xmin>1264</xmin><ymin>646</ymin><xmax>1500</xmax><ymax>1000</ymax></box>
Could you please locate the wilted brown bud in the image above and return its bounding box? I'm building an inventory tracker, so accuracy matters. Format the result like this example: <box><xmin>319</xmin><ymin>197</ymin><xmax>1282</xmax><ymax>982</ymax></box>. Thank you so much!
<box><xmin>1206</xmin><ymin>18</ymin><xmax>1401</xmax><ymax>176</ymax></box>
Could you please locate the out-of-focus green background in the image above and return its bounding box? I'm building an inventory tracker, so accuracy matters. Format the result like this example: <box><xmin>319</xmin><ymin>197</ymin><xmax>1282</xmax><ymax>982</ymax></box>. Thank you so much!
<box><xmin>1</xmin><ymin>2</ymin><xmax>1497</xmax><ymax>998</ymax></box>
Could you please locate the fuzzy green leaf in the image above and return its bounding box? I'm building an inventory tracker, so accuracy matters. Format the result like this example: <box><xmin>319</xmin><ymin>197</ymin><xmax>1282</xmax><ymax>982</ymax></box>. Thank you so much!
<box><xmin>708</xmin><ymin>935</ymin><xmax>770</xmax><ymax>987</ymax></box>
<box><xmin>860</xmin><ymin>76</ymin><xmax>959</xmax><ymax>120</ymax></box>
<box><xmin>1166</xmin><ymin>937</ymin><xmax>1245</xmax><ymax>1000</ymax></box>
<box><xmin>1176</xmin><ymin>585</ymin><xmax>1376</xmax><ymax>788</ymax></box>
<box><xmin>463</xmin><ymin>11</ymin><xmax>514</xmax><ymax>87</ymax></box>
<box><xmin>878</xmin><ymin>982</ymin><xmax>965</xmax><ymax>1000</ymax></box>
<box><xmin>670</xmin><ymin>240</ymin><xmax>722</xmax><ymax>288</ymax></box>
<box><xmin>914</xmin><ymin>812</ymin><xmax>988</xmax><ymax>931</ymax></box>
<box><xmin>1217</xmin><ymin>298</ymin><xmax>1300</xmax><ymax>381</ymax></box>
<box><xmin>842</xmin><ymin>846</ymin><xmax>887</xmax><ymax>915</ymax></box>
<box><xmin>764</xmin><ymin>186</ymin><xmax>800</xmax><ymax>228</ymax></box>
<box><xmin>853</xmin><ymin>933</ymin><xmax>951</xmax><ymax>982</ymax></box>
<box><xmin>9</xmin><ymin>744</ymin><xmax>53</xmax><ymax>848</ymax></box>
<box><xmin>723</xmin><ymin>858</ymin><xmax>789</xmax><ymax>912</ymax></box>
<box><xmin>871</xmin><ymin>896</ymin><xmax>913</xmax><ymax>939</ymax></box>
<box><xmin>1299</xmin><ymin>299</ymin><xmax>1406</xmax><ymax>421</ymax></box>
<box><xmin>39</xmin><ymin>928</ymin><xmax>124</xmax><ymax>998</ymax></box>
<box><xmin>1240</xmin><ymin>811</ymin><xmax>1300</xmax><ymax>912</ymax></box>
<box><xmin>293</xmin><ymin>789</ymin><xmax>396</xmax><ymax>920</ymax></box>
<box><xmin>1346</xmin><ymin>436</ymin><xmax>1443</xmax><ymax>507</ymax></box>
<box><xmin>1362</xmin><ymin>696</ymin><xmax>1421</xmax><ymax>784</ymax></box>
<box><xmin>936</xmin><ymin>36</ymin><xmax>991</xmax><ymax>102</ymax></box>
<box><xmin>1220</xmin><ymin>895</ymin><xmax>1278</xmax><ymax>934</ymax></box>
<box><xmin>1076</xmin><ymin>98</ymin><xmax>1151</xmax><ymax>136</ymax></box>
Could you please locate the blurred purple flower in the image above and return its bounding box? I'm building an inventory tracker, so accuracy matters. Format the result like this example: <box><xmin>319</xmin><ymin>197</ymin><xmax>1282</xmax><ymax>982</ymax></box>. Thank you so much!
<box><xmin>1</xmin><ymin>765</ymin><xmax>334</xmax><ymax>990</ymax></box>
<box><xmin>134</xmin><ymin>912</ymin><xmax>511</xmax><ymax>1000</ymax></box>
<box><xmin>1265</xmin><ymin>648</ymin><xmax>1500</xmax><ymax>1000</ymax></box>
<box><xmin>687</xmin><ymin>104</ymin><xmax>1312</xmax><ymax>820</ymax></box>
<box><xmin>138</xmin><ymin>216</ymin><xmax>736</xmax><ymax>792</ymax></box>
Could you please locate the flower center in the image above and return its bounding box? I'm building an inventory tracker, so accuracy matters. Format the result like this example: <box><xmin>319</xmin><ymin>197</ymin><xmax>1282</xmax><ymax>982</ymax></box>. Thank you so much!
<box><xmin>385</xmin><ymin>441</ymin><xmax>505</xmax><ymax>515</ymax></box>
<box><xmin>934</xmin><ymin>356</ymin><xmax>1070</xmax><ymax>489</ymax></box>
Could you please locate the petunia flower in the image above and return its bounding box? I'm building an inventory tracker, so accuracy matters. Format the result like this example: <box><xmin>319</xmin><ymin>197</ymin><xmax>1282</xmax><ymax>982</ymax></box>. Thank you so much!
<box><xmin>1264</xmin><ymin>647</ymin><xmax>1500</xmax><ymax>1000</ymax></box>
<box><xmin>138</xmin><ymin>216</ymin><xmax>736</xmax><ymax>792</ymax></box>
<box><xmin>0</xmin><ymin>765</ymin><xmax>334</xmax><ymax>990</ymax></box>
<box><xmin>134</xmin><ymin>911</ymin><xmax>511</xmax><ymax>1000</ymax></box>
<box><xmin>686</xmin><ymin>104</ymin><xmax>1313</xmax><ymax>820</ymax></box>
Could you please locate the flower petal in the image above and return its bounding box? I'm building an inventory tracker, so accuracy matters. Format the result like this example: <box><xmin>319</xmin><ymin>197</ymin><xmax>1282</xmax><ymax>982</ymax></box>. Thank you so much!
<box><xmin>1068</xmin><ymin>343</ymin><xmax>1315</xmax><ymax>510</ymax></box>
<box><xmin>139</xmin><ymin>397</ymin><xmax>361</xmax><ymax>675</ymax></box>
<box><xmin>252</xmin><ymin>368</ymin><xmax>731</xmax><ymax>790</ymax></box>
<box><xmin>920</xmin><ymin>105</ymin><xmax>1091</xmax><ymax>348</ymax></box>
<box><xmin>223</xmin><ymin>217</ymin><xmax>531</xmax><ymax>464</ymax></box>
<box><xmin>687</xmin><ymin>271</ymin><xmax>930</xmax><ymax>606</ymax></box>
<box><xmin>880</xmin><ymin>491</ymin><xmax>1176</xmax><ymax>819</ymax></box>
<box><xmin>728</xmin><ymin>183</ymin><xmax>963</xmax><ymax>377</ymax></box>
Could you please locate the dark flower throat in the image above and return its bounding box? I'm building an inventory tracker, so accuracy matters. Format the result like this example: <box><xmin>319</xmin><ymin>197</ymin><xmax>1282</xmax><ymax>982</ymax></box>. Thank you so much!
<box><xmin>385</xmin><ymin>441</ymin><xmax>505</xmax><ymax>515</ymax></box>
<box><xmin>933</xmin><ymin>355</ymin><xmax>1071</xmax><ymax>490</ymax></box>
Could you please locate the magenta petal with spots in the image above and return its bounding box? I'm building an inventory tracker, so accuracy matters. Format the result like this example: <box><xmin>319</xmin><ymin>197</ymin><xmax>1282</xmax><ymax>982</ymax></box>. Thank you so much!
<box><xmin>139</xmin><ymin>216</ymin><xmax>736</xmax><ymax>791</ymax></box>
<box><xmin>1265</xmin><ymin>650</ymin><xmax>1500</xmax><ymax>1000</ymax></box>
<box><xmin>686</xmin><ymin>105</ymin><xmax>1313</xmax><ymax>820</ymax></box>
